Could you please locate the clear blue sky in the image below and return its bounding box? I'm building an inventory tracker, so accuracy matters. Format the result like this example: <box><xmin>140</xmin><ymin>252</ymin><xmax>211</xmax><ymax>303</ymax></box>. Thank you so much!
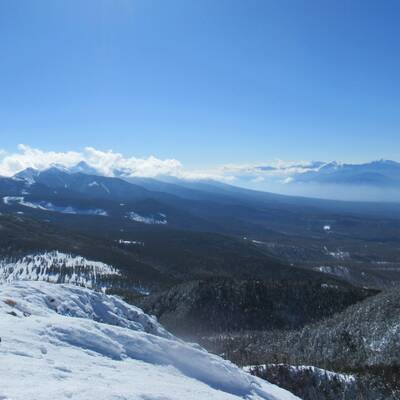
<box><xmin>1</xmin><ymin>0</ymin><xmax>399</xmax><ymax>167</ymax></box>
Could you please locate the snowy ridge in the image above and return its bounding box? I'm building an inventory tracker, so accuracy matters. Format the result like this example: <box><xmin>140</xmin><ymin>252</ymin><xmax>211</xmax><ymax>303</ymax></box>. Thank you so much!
<box><xmin>244</xmin><ymin>364</ymin><xmax>356</xmax><ymax>384</ymax></box>
<box><xmin>0</xmin><ymin>281</ymin><xmax>299</xmax><ymax>400</ymax></box>
<box><xmin>0</xmin><ymin>251</ymin><xmax>120</xmax><ymax>288</ymax></box>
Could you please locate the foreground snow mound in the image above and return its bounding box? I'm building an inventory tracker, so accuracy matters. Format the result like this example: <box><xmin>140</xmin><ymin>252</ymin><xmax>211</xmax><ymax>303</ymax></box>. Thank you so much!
<box><xmin>0</xmin><ymin>282</ymin><xmax>299</xmax><ymax>400</ymax></box>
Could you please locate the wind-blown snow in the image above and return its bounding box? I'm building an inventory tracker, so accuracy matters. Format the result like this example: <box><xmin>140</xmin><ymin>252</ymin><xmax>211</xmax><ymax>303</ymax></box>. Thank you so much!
<box><xmin>0</xmin><ymin>251</ymin><xmax>120</xmax><ymax>288</ymax></box>
<box><xmin>0</xmin><ymin>281</ymin><xmax>299</xmax><ymax>400</ymax></box>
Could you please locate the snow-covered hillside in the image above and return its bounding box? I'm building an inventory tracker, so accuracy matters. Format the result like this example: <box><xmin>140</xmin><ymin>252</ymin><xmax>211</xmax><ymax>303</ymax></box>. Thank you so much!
<box><xmin>0</xmin><ymin>251</ymin><xmax>120</xmax><ymax>288</ymax></box>
<box><xmin>0</xmin><ymin>281</ymin><xmax>299</xmax><ymax>400</ymax></box>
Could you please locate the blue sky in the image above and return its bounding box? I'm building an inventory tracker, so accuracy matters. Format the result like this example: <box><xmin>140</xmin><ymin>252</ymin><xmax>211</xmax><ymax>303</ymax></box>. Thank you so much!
<box><xmin>1</xmin><ymin>0</ymin><xmax>399</xmax><ymax>168</ymax></box>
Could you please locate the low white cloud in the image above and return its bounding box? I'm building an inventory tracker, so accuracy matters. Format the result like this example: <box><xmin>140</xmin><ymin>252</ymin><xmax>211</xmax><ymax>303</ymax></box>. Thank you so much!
<box><xmin>0</xmin><ymin>145</ymin><xmax>83</xmax><ymax>176</ymax></box>
<box><xmin>0</xmin><ymin>145</ymin><xmax>323</xmax><ymax>186</ymax></box>
<box><xmin>0</xmin><ymin>145</ymin><xmax>183</xmax><ymax>179</ymax></box>
<box><xmin>214</xmin><ymin>160</ymin><xmax>322</xmax><ymax>184</ymax></box>
<box><xmin>82</xmin><ymin>147</ymin><xmax>183</xmax><ymax>178</ymax></box>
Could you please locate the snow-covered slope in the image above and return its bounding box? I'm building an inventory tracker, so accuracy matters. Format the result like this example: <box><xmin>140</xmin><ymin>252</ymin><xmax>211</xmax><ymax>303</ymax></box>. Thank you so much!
<box><xmin>3</xmin><ymin>196</ymin><xmax>108</xmax><ymax>216</ymax></box>
<box><xmin>0</xmin><ymin>281</ymin><xmax>299</xmax><ymax>400</ymax></box>
<box><xmin>0</xmin><ymin>251</ymin><xmax>120</xmax><ymax>288</ymax></box>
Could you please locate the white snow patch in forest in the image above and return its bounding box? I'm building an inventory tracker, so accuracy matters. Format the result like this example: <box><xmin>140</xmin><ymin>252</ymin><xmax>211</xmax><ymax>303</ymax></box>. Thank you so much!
<box><xmin>2</xmin><ymin>196</ymin><xmax>108</xmax><ymax>216</ymax></box>
<box><xmin>315</xmin><ymin>265</ymin><xmax>351</xmax><ymax>278</ymax></box>
<box><xmin>88</xmin><ymin>181</ymin><xmax>100</xmax><ymax>187</ymax></box>
<box><xmin>127</xmin><ymin>211</ymin><xmax>167</xmax><ymax>225</ymax></box>
<box><xmin>251</xmin><ymin>240</ymin><xmax>265</xmax><ymax>245</ymax></box>
<box><xmin>0</xmin><ymin>281</ymin><xmax>299</xmax><ymax>400</ymax></box>
<box><xmin>324</xmin><ymin>247</ymin><xmax>350</xmax><ymax>260</ymax></box>
<box><xmin>117</xmin><ymin>239</ymin><xmax>145</xmax><ymax>246</ymax></box>
<box><xmin>320</xmin><ymin>283</ymin><xmax>339</xmax><ymax>289</ymax></box>
<box><xmin>3</xmin><ymin>196</ymin><xmax>46</xmax><ymax>209</ymax></box>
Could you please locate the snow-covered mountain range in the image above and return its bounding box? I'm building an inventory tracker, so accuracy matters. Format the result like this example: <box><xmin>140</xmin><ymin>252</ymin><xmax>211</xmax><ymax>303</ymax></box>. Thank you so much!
<box><xmin>230</xmin><ymin>159</ymin><xmax>400</xmax><ymax>201</ymax></box>
<box><xmin>12</xmin><ymin>158</ymin><xmax>400</xmax><ymax>190</ymax></box>
<box><xmin>7</xmin><ymin>158</ymin><xmax>400</xmax><ymax>203</ymax></box>
<box><xmin>288</xmin><ymin>159</ymin><xmax>400</xmax><ymax>186</ymax></box>
<box><xmin>0</xmin><ymin>280</ymin><xmax>299</xmax><ymax>400</ymax></box>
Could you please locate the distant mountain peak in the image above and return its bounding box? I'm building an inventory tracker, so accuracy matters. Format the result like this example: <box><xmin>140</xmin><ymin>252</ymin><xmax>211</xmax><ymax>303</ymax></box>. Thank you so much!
<box><xmin>13</xmin><ymin>162</ymin><xmax>101</xmax><ymax>185</ymax></box>
<box><xmin>14</xmin><ymin>167</ymin><xmax>40</xmax><ymax>185</ymax></box>
<box><xmin>370</xmin><ymin>159</ymin><xmax>400</xmax><ymax>166</ymax></box>
<box><xmin>45</xmin><ymin>165</ymin><xmax>69</xmax><ymax>174</ymax></box>
<box><xmin>49</xmin><ymin>163</ymin><xmax>70</xmax><ymax>172</ymax></box>
<box><xmin>318</xmin><ymin>161</ymin><xmax>340</xmax><ymax>170</ymax></box>
<box><xmin>69</xmin><ymin>161</ymin><xmax>99</xmax><ymax>175</ymax></box>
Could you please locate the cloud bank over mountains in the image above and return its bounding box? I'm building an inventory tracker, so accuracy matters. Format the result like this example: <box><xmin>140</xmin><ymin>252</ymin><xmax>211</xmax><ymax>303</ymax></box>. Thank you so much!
<box><xmin>1</xmin><ymin>145</ymin><xmax>400</xmax><ymax>202</ymax></box>
<box><xmin>0</xmin><ymin>145</ymin><xmax>184</xmax><ymax>179</ymax></box>
<box><xmin>0</xmin><ymin>145</ymin><xmax>325</xmax><ymax>182</ymax></box>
